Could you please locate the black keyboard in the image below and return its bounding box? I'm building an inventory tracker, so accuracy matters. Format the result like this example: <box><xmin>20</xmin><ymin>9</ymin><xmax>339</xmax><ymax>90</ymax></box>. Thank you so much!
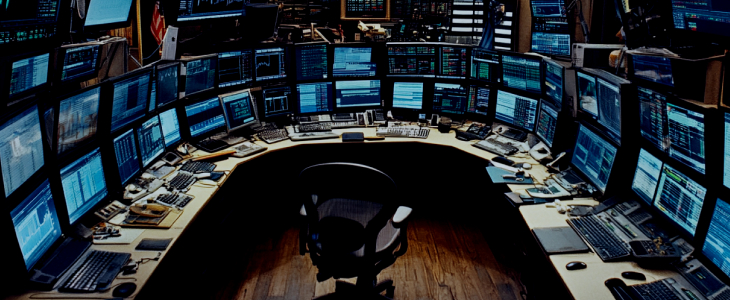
<box><xmin>568</xmin><ymin>215</ymin><xmax>630</xmax><ymax>262</ymax></box>
<box><xmin>626</xmin><ymin>208</ymin><xmax>652</xmax><ymax>224</ymax></box>
<box><xmin>180</xmin><ymin>161</ymin><xmax>216</xmax><ymax>173</ymax></box>
<box><xmin>168</xmin><ymin>172</ymin><xmax>195</xmax><ymax>191</ymax></box>
<box><xmin>156</xmin><ymin>192</ymin><xmax>193</xmax><ymax>207</ymax></box>
<box><xmin>628</xmin><ymin>280</ymin><xmax>682</xmax><ymax>300</ymax></box>
<box><xmin>501</xmin><ymin>128</ymin><xmax>527</xmax><ymax>141</ymax></box>
<box><xmin>615</xmin><ymin>200</ymin><xmax>640</xmax><ymax>215</ymax></box>
<box><xmin>332</xmin><ymin>113</ymin><xmax>355</xmax><ymax>121</ymax></box>
<box><xmin>60</xmin><ymin>250</ymin><xmax>130</xmax><ymax>292</ymax></box>
<box><xmin>714</xmin><ymin>289</ymin><xmax>730</xmax><ymax>300</ymax></box>
<box><xmin>196</xmin><ymin>138</ymin><xmax>229</xmax><ymax>153</ymax></box>
<box><xmin>297</xmin><ymin>123</ymin><xmax>332</xmax><ymax>132</ymax></box>
<box><xmin>258</xmin><ymin>129</ymin><xmax>289</xmax><ymax>144</ymax></box>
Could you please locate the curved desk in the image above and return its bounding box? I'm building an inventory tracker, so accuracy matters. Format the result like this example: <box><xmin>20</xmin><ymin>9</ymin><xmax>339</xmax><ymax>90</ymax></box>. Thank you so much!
<box><xmin>5</xmin><ymin>127</ymin><xmax>677</xmax><ymax>300</ymax></box>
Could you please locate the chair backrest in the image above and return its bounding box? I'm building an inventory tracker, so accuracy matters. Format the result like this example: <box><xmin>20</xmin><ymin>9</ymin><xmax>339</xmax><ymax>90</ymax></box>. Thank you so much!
<box><xmin>299</xmin><ymin>163</ymin><xmax>399</xmax><ymax>256</ymax></box>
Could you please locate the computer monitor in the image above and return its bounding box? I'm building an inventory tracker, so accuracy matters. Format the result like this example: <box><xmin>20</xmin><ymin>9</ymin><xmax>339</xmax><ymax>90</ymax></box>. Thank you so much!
<box><xmin>149</xmin><ymin>79</ymin><xmax>156</xmax><ymax>112</ymax></box>
<box><xmin>638</xmin><ymin>86</ymin><xmax>669</xmax><ymax>151</ymax></box>
<box><xmin>8</xmin><ymin>53</ymin><xmax>50</xmax><ymax>98</ymax></box>
<box><xmin>672</xmin><ymin>0</ymin><xmax>730</xmax><ymax>38</ymax></box>
<box><xmin>0</xmin><ymin>105</ymin><xmax>45</xmax><ymax>197</ymax></box>
<box><xmin>500</xmin><ymin>53</ymin><xmax>541</xmax><ymax>94</ymax></box>
<box><xmin>439</xmin><ymin>46</ymin><xmax>468</xmax><ymax>79</ymax></box>
<box><xmin>531</xmin><ymin>32</ymin><xmax>571</xmax><ymax>56</ymax></box>
<box><xmin>333</xmin><ymin>46</ymin><xmax>377</xmax><ymax>78</ymax></box>
<box><xmin>543</xmin><ymin>59</ymin><xmax>564</xmax><ymax>110</ymax></box>
<box><xmin>0</xmin><ymin>0</ymin><xmax>61</xmax><ymax>45</ymax></box>
<box><xmin>60</xmin><ymin>45</ymin><xmax>100</xmax><ymax>82</ymax></box>
<box><xmin>667</xmin><ymin>103</ymin><xmax>706</xmax><ymax>174</ymax></box>
<box><xmin>392</xmin><ymin>82</ymin><xmax>424</xmax><ymax>110</ymax></box>
<box><xmin>570</xmin><ymin>124</ymin><xmax>618</xmax><ymax>193</ymax></box>
<box><xmin>295</xmin><ymin>43</ymin><xmax>328</xmax><ymax>81</ymax></box>
<box><xmin>653</xmin><ymin>164</ymin><xmax>706</xmax><ymax>236</ymax></box>
<box><xmin>263</xmin><ymin>86</ymin><xmax>292</xmax><ymax>118</ymax></box>
<box><xmin>155</xmin><ymin>63</ymin><xmax>179</xmax><ymax>109</ymax></box>
<box><xmin>297</xmin><ymin>82</ymin><xmax>333</xmax><ymax>114</ymax></box>
<box><xmin>724</xmin><ymin>112</ymin><xmax>730</xmax><ymax>189</ymax></box>
<box><xmin>57</xmin><ymin>86</ymin><xmax>100</xmax><ymax>156</ymax></box>
<box><xmin>159</xmin><ymin>108</ymin><xmax>181</xmax><ymax>148</ymax></box>
<box><xmin>254</xmin><ymin>47</ymin><xmax>287</xmax><ymax>81</ymax></box>
<box><xmin>335</xmin><ymin>80</ymin><xmax>381</xmax><ymax>108</ymax></box>
<box><xmin>467</xmin><ymin>86</ymin><xmax>490</xmax><ymax>116</ymax></box>
<box><xmin>432</xmin><ymin>83</ymin><xmax>468</xmax><ymax>115</ymax></box>
<box><xmin>631</xmin><ymin>55</ymin><xmax>674</xmax><ymax>87</ymax></box>
<box><xmin>535</xmin><ymin>100</ymin><xmax>558</xmax><ymax>147</ymax></box>
<box><xmin>495</xmin><ymin>90</ymin><xmax>539</xmax><ymax>131</ymax></box>
<box><xmin>702</xmin><ymin>197</ymin><xmax>730</xmax><ymax>280</ymax></box>
<box><xmin>110</xmin><ymin>69</ymin><xmax>152</xmax><ymax>133</ymax></box>
<box><xmin>185</xmin><ymin>97</ymin><xmax>226</xmax><ymax>138</ymax></box>
<box><xmin>217</xmin><ymin>50</ymin><xmax>253</xmax><ymax>88</ymax></box>
<box><xmin>386</xmin><ymin>43</ymin><xmax>437</xmax><ymax>77</ymax></box>
<box><xmin>220</xmin><ymin>90</ymin><xmax>259</xmax><ymax>132</ymax></box>
<box><xmin>175</xmin><ymin>0</ymin><xmax>244</xmax><ymax>22</ymax></box>
<box><xmin>530</xmin><ymin>0</ymin><xmax>567</xmax><ymax>18</ymax></box>
<box><xmin>10</xmin><ymin>179</ymin><xmax>61</xmax><ymax>271</ymax></box>
<box><xmin>596</xmin><ymin>76</ymin><xmax>622</xmax><ymax>140</ymax></box>
<box><xmin>84</xmin><ymin>0</ymin><xmax>134</xmax><ymax>30</ymax></box>
<box><xmin>632</xmin><ymin>148</ymin><xmax>663</xmax><ymax>205</ymax></box>
<box><xmin>183</xmin><ymin>55</ymin><xmax>217</xmax><ymax>97</ymax></box>
<box><xmin>576</xmin><ymin>70</ymin><xmax>598</xmax><ymax>117</ymax></box>
<box><xmin>113</xmin><ymin>128</ymin><xmax>140</xmax><ymax>186</ymax></box>
<box><xmin>137</xmin><ymin>116</ymin><xmax>165</xmax><ymax>167</ymax></box>
<box><xmin>470</xmin><ymin>48</ymin><xmax>500</xmax><ymax>82</ymax></box>
<box><xmin>60</xmin><ymin>148</ymin><xmax>108</xmax><ymax>225</ymax></box>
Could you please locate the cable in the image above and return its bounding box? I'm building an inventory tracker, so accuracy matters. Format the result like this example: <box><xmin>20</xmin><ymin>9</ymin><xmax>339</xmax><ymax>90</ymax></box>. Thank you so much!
<box><xmin>143</xmin><ymin>42</ymin><xmax>164</xmax><ymax>61</ymax></box>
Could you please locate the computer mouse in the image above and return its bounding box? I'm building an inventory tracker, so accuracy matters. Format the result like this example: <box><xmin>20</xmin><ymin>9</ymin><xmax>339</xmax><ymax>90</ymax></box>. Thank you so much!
<box><xmin>566</xmin><ymin>261</ymin><xmax>587</xmax><ymax>270</ymax></box>
<box><xmin>621</xmin><ymin>271</ymin><xmax>646</xmax><ymax>281</ymax></box>
<box><xmin>520</xmin><ymin>163</ymin><xmax>532</xmax><ymax>170</ymax></box>
<box><xmin>112</xmin><ymin>282</ymin><xmax>137</xmax><ymax>298</ymax></box>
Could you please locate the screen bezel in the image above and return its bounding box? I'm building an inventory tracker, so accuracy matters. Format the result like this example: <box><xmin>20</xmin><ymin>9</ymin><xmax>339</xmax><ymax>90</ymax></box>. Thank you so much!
<box><xmin>333</xmin><ymin>79</ymin><xmax>382</xmax><ymax>111</ymax></box>
<box><xmin>542</xmin><ymin>58</ymin><xmax>565</xmax><ymax>110</ymax></box>
<box><xmin>219</xmin><ymin>89</ymin><xmax>260</xmax><ymax>133</ymax></box>
<box><xmin>180</xmin><ymin>54</ymin><xmax>218</xmax><ymax>99</ymax></box>
<box><xmin>497</xmin><ymin>51</ymin><xmax>543</xmax><ymax>96</ymax></box>
<box><xmin>294</xmin><ymin>42</ymin><xmax>330</xmax><ymax>82</ymax></box>
<box><xmin>108</xmin><ymin>68</ymin><xmax>154</xmax><ymax>134</ymax></box>
<box><xmin>295</xmin><ymin>81</ymin><xmax>334</xmax><ymax>115</ymax></box>
<box><xmin>155</xmin><ymin>62</ymin><xmax>181</xmax><ymax>110</ymax></box>
<box><xmin>2</xmin><ymin>51</ymin><xmax>53</xmax><ymax>105</ymax></box>
<box><xmin>83</xmin><ymin>0</ymin><xmax>135</xmax><ymax>32</ymax></box>
<box><xmin>57</xmin><ymin>44</ymin><xmax>102</xmax><ymax>84</ymax></box>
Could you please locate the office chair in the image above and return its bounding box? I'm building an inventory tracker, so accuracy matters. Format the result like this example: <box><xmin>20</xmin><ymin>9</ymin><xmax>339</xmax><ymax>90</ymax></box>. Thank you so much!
<box><xmin>298</xmin><ymin>163</ymin><xmax>413</xmax><ymax>299</ymax></box>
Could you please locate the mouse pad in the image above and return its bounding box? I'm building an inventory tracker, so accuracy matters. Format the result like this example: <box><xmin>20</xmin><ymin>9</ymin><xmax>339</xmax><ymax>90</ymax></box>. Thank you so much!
<box><xmin>532</xmin><ymin>227</ymin><xmax>589</xmax><ymax>254</ymax></box>
<box><xmin>136</xmin><ymin>238</ymin><xmax>173</xmax><ymax>251</ymax></box>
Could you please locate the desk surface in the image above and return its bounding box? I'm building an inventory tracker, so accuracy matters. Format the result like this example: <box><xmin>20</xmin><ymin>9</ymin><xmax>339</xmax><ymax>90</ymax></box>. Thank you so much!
<box><xmin>519</xmin><ymin>201</ymin><xmax>678</xmax><ymax>300</ymax></box>
<box><xmin>3</xmin><ymin>127</ymin><xmax>665</xmax><ymax>300</ymax></box>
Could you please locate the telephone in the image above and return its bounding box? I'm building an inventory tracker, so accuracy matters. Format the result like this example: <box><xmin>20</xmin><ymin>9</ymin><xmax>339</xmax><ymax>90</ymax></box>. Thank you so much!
<box><xmin>529</xmin><ymin>142</ymin><xmax>551</xmax><ymax>161</ymax></box>
<box><xmin>366</xmin><ymin>109</ymin><xmax>386</xmax><ymax>123</ymax></box>
<box><xmin>430</xmin><ymin>114</ymin><xmax>440</xmax><ymax>126</ymax></box>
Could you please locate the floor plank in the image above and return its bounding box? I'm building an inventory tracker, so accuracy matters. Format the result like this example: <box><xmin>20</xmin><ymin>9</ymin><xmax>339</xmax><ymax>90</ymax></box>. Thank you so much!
<box><xmin>211</xmin><ymin>217</ymin><xmax>525</xmax><ymax>300</ymax></box>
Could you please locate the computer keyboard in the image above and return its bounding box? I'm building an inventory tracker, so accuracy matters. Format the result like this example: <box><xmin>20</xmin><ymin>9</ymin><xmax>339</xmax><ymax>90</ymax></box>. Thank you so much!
<box><xmin>714</xmin><ymin>289</ymin><xmax>730</xmax><ymax>300</ymax></box>
<box><xmin>297</xmin><ymin>123</ymin><xmax>332</xmax><ymax>132</ymax></box>
<box><xmin>258</xmin><ymin>129</ymin><xmax>289</xmax><ymax>144</ymax></box>
<box><xmin>196</xmin><ymin>138</ymin><xmax>229</xmax><ymax>153</ymax></box>
<box><xmin>501</xmin><ymin>128</ymin><xmax>527</xmax><ymax>141</ymax></box>
<box><xmin>232</xmin><ymin>142</ymin><xmax>267</xmax><ymax>157</ymax></box>
<box><xmin>615</xmin><ymin>200</ymin><xmax>641</xmax><ymax>215</ymax></box>
<box><xmin>330</xmin><ymin>120</ymin><xmax>362</xmax><ymax>129</ymax></box>
<box><xmin>567</xmin><ymin>215</ymin><xmax>631</xmax><ymax>262</ymax></box>
<box><xmin>472</xmin><ymin>139</ymin><xmax>519</xmax><ymax>156</ymax></box>
<box><xmin>156</xmin><ymin>192</ymin><xmax>194</xmax><ymax>208</ymax></box>
<box><xmin>168</xmin><ymin>172</ymin><xmax>195</xmax><ymax>191</ymax></box>
<box><xmin>252</xmin><ymin>123</ymin><xmax>278</xmax><ymax>133</ymax></box>
<box><xmin>375</xmin><ymin>127</ymin><xmax>430</xmax><ymax>138</ymax></box>
<box><xmin>59</xmin><ymin>250</ymin><xmax>130</xmax><ymax>292</ymax></box>
<box><xmin>625</xmin><ymin>208</ymin><xmax>653</xmax><ymax>224</ymax></box>
<box><xmin>332</xmin><ymin>113</ymin><xmax>355</xmax><ymax>121</ymax></box>
<box><xmin>180</xmin><ymin>161</ymin><xmax>216</xmax><ymax>173</ymax></box>
<box><xmin>628</xmin><ymin>280</ymin><xmax>683</xmax><ymax>300</ymax></box>
<box><xmin>289</xmin><ymin>132</ymin><xmax>341</xmax><ymax>141</ymax></box>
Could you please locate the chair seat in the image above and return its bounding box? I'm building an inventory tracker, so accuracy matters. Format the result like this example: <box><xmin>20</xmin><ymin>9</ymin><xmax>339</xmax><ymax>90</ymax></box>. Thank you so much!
<box><xmin>314</xmin><ymin>198</ymin><xmax>401</xmax><ymax>258</ymax></box>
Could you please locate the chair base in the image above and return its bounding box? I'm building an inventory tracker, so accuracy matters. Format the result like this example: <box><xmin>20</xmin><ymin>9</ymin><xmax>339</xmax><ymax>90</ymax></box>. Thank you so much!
<box><xmin>313</xmin><ymin>279</ymin><xmax>395</xmax><ymax>300</ymax></box>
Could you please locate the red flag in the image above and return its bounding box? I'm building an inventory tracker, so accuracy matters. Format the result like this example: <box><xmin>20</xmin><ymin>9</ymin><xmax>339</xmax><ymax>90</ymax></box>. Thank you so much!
<box><xmin>151</xmin><ymin>1</ymin><xmax>165</xmax><ymax>45</ymax></box>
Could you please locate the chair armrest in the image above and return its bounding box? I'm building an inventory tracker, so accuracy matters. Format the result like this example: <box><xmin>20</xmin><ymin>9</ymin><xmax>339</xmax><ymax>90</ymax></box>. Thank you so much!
<box><xmin>300</xmin><ymin>204</ymin><xmax>307</xmax><ymax>216</ymax></box>
<box><xmin>392</xmin><ymin>206</ymin><xmax>412</xmax><ymax>225</ymax></box>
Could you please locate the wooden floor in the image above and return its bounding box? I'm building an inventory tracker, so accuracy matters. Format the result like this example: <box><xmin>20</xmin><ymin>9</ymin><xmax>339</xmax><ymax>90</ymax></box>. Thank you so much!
<box><xmin>207</xmin><ymin>217</ymin><xmax>526</xmax><ymax>300</ymax></box>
